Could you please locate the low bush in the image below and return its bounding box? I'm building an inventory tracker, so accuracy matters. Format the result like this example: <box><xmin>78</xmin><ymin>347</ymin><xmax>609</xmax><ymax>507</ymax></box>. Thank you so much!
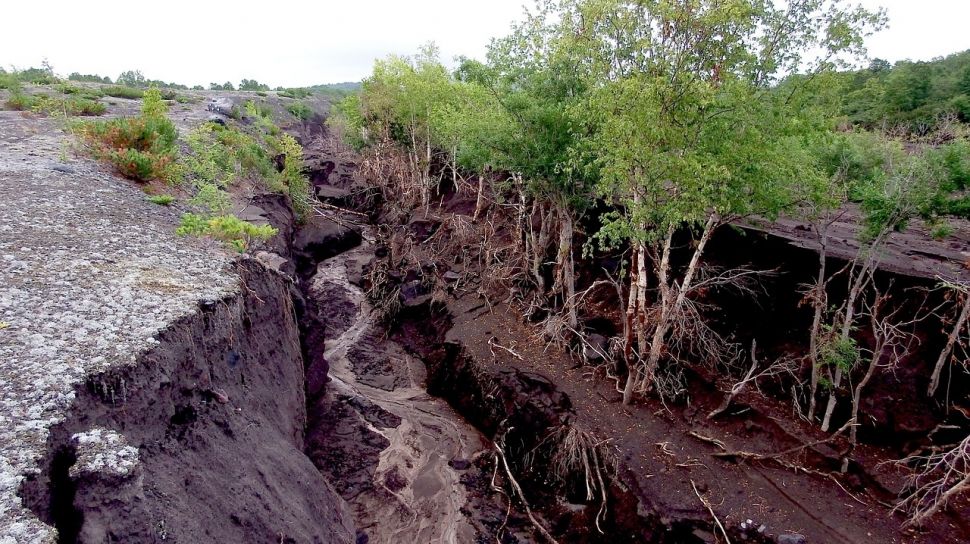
<box><xmin>286</xmin><ymin>102</ymin><xmax>313</xmax><ymax>121</ymax></box>
<box><xmin>0</xmin><ymin>72</ymin><xmax>21</xmax><ymax>91</ymax></box>
<box><xmin>176</xmin><ymin>213</ymin><xmax>277</xmax><ymax>252</ymax></box>
<box><xmin>102</xmin><ymin>86</ymin><xmax>144</xmax><ymax>99</ymax></box>
<box><xmin>5</xmin><ymin>93</ymin><xmax>33</xmax><ymax>111</ymax></box>
<box><xmin>4</xmin><ymin>93</ymin><xmax>105</xmax><ymax>116</ymax></box>
<box><xmin>76</xmin><ymin>87</ymin><xmax>177</xmax><ymax>181</ymax></box>
<box><xmin>279</xmin><ymin>88</ymin><xmax>312</xmax><ymax>99</ymax></box>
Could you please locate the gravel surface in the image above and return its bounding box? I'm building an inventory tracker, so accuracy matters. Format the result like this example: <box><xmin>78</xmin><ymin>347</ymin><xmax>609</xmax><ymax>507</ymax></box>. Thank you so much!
<box><xmin>0</xmin><ymin>110</ymin><xmax>237</xmax><ymax>543</ymax></box>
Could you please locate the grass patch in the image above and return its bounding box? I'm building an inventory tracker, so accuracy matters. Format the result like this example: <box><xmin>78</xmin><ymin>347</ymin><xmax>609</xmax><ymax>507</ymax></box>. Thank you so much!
<box><xmin>103</xmin><ymin>86</ymin><xmax>144</xmax><ymax>99</ymax></box>
<box><xmin>176</xmin><ymin>213</ymin><xmax>277</xmax><ymax>252</ymax></box>
<box><xmin>75</xmin><ymin>88</ymin><xmax>177</xmax><ymax>181</ymax></box>
<box><xmin>147</xmin><ymin>194</ymin><xmax>175</xmax><ymax>206</ymax></box>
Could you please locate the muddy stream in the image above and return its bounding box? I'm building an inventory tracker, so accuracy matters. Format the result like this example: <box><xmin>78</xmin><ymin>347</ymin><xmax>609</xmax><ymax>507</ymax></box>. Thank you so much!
<box><xmin>307</xmin><ymin>231</ymin><xmax>486</xmax><ymax>543</ymax></box>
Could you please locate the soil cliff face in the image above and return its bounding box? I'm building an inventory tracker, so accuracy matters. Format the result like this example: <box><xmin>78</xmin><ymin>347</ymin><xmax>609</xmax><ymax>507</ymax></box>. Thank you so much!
<box><xmin>18</xmin><ymin>259</ymin><xmax>355</xmax><ymax>543</ymax></box>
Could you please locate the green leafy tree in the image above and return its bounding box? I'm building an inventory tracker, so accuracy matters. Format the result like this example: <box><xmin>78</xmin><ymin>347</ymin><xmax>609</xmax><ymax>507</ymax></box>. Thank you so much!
<box><xmin>117</xmin><ymin>70</ymin><xmax>146</xmax><ymax>87</ymax></box>
<box><xmin>557</xmin><ymin>0</ymin><xmax>884</xmax><ymax>403</ymax></box>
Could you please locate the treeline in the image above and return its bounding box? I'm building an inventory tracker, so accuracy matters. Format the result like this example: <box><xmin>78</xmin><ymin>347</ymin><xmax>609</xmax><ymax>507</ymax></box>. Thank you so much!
<box><xmin>2</xmin><ymin>64</ymin><xmax>331</xmax><ymax>97</ymax></box>
<box><xmin>839</xmin><ymin>50</ymin><xmax>970</xmax><ymax>131</ymax></box>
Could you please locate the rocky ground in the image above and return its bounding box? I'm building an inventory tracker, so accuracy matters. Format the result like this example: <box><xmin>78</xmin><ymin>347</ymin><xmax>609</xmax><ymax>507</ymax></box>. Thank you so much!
<box><xmin>0</xmin><ymin>90</ymin><xmax>354</xmax><ymax>543</ymax></box>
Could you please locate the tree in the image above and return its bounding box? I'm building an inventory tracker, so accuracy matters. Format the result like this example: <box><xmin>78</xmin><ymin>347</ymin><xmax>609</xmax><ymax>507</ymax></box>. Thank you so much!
<box><xmin>117</xmin><ymin>69</ymin><xmax>146</xmax><ymax>87</ymax></box>
<box><xmin>239</xmin><ymin>78</ymin><xmax>270</xmax><ymax>91</ymax></box>
<box><xmin>559</xmin><ymin>0</ymin><xmax>884</xmax><ymax>404</ymax></box>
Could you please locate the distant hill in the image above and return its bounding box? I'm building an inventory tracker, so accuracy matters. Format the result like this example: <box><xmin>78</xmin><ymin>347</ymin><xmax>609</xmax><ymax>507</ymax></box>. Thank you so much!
<box><xmin>308</xmin><ymin>81</ymin><xmax>361</xmax><ymax>99</ymax></box>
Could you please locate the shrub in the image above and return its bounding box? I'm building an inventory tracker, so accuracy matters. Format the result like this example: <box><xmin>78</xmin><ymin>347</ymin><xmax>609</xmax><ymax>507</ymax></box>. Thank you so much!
<box><xmin>76</xmin><ymin>87</ymin><xmax>177</xmax><ymax>181</ymax></box>
<box><xmin>286</xmin><ymin>102</ymin><xmax>313</xmax><ymax>121</ymax></box>
<box><xmin>279</xmin><ymin>88</ymin><xmax>312</xmax><ymax>99</ymax></box>
<box><xmin>103</xmin><ymin>86</ymin><xmax>144</xmax><ymax>99</ymax></box>
<box><xmin>0</xmin><ymin>72</ymin><xmax>21</xmax><ymax>92</ymax></box>
<box><xmin>269</xmin><ymin>133</ymin><xmax>312</xmax><ymax>217</ymax></box>
<box><xmin>176</xmin><ymin>213</ymin><xmax>277</xmax><ymax>252</ymax></box>
<box><xmin>5</xmin><ymin>93</ymin><xmax>34</xmax><ymax>111</ymax></box>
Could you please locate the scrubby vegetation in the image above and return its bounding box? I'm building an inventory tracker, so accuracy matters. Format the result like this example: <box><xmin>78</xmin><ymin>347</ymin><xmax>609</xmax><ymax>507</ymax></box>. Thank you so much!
<box><xmin>4</xmin><ymin>92</ymin><xmax>106</xmax><ymax>116</ymax></box>
<box><xmin>286</xmin><ymin>102</ymin><xmax>313</xmax><ymax>121</ymax></box>
<box><xmin>278</xmin><ymin>87</ymin><xmax>312</xmax><ymax>99</ymax></box>
<box><xmin>75</xmin><ymin>87</ymin><xmax>177</xmax><ymax>181</ymax></box>
<box><xmin>102</xmin><ymin>85</ymin><xmax>144</xmax><ymax>99</ymax></box>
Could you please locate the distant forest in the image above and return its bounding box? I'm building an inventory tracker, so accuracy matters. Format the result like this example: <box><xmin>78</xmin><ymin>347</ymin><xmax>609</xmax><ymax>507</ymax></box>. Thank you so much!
<box><xmin>839</xmin><ymin>50</ymin><xmax>970</xmax><ymax>132</ymax></box>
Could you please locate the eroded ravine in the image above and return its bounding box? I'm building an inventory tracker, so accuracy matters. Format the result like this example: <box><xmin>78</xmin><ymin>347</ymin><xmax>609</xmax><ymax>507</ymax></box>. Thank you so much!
<box><xmin>307</xmin><ymin>230</ymin><xmax>485</xmax><ymax>543</ymax></box>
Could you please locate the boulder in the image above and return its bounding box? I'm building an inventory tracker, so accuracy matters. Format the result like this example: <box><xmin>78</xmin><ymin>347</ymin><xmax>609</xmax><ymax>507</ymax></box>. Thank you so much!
<box><xmin>292</xmin><ymin>215</ymin><xmax>362</xmax><ymax>278</ymax></box>
<box><xmin>206</xmin><ymin>97</ymin><xmax>234</xmax><ymax>117</ymax></box>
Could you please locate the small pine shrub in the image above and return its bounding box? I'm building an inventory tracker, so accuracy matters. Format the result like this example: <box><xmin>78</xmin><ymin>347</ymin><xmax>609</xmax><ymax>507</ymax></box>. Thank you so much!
<box><xmin>76</xmin><ymin>87</ymin><xmax>177</xmax><ymax>181</ymax></box>
<box><xmin>176</xmin><ymin>213</ymin><xmax>277</xmax><ymax>252</ymax></box>
<box><xmin>103</xmin><ymin>86</ymin><xmax>144</xmax><ymax>99</ymax></box>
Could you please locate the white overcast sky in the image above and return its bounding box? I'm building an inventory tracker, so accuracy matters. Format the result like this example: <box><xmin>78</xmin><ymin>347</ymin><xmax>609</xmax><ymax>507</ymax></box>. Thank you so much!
<box><xmin>1</xmin><ymin>1</ymin><xmax>968</xmax><ymax>88</ymax></box>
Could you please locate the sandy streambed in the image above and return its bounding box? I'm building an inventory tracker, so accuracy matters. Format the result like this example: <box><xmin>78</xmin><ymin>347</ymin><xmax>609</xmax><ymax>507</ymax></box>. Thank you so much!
<box><xmin>307</xmin><ymin>235</ymin><xmax>485</xmax><ymax>544</ymax></box>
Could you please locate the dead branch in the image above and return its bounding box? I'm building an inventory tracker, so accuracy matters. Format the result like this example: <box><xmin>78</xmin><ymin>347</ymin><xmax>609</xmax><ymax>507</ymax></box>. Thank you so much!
<box><xmin>708</xmin><ymin>340</ymin><xmax>796</xmax><ymax>419</ymax></box>
<box><xmin>928</xmin><ymin>279</ymin><xmax>970</xmax><ymax>397</ymax></box>
<box><xmin>489</xmin><ymin>336</ymin><xmax>524</xmax><ymax>361</ymax></box>
<box><xmin>895</xmin><ymin>433</ymin><xmax>970</xmax><ymax>527</ymax></box>
<box><xmin>494</xmin><ymin>431</ymin><xmax>560</xmax><ymax>544</ymax></box>
<box><xmin>691</xmin><ymin>480</ymin><xmax>731</xmax><ymax>544</ymax></box>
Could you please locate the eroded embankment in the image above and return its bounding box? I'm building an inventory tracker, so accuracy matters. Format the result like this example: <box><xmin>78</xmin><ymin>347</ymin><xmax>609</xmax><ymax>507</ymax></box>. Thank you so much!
<box><xmin>18</xmin><ymin>259</ymin><xmax>355</xmax><ymax>543</ymax></box>
<box><xmin>390</xmin><ymin>299</ymin><xmax>728</xmax><ymax>544</ymax></box>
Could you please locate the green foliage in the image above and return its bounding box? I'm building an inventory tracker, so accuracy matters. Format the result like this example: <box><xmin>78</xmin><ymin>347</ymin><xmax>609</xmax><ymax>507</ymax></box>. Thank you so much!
<box><xmin>116</xmin><ymin>70</ymin><xmax>146</xmax><ymax>87</ymax></box>
<box><xmin>68</xmin><ymin>73</ymin><xmax>112</xmax><ymax>84</ymax></box>
<box><xmin>838</xmin><ymin>50</ymin><xmax>970</xmax><ymax>131</ymax></box>
<box><xmin>147</xmin><ymin>194</ymin><xmax>175</xmax><ymax>206</ymax></box>
<box><xmin>176</xmin><ymin>213</ymin><xmax>277</xmax><ymax>252</ymax></box>
<box><xmin>181</xmin><ymin>123</ymin><xmax>272</xmax><ymax>189</ymax></box>
<box><xmin>819</xmin><ymin>331</ymin><xmax>860</xmax><ymax>374</ymax></box>
<box><xmin>76</xmin><ymin>87</ymin><xmax>177</xmax><ymax>181</ymax></box>
<box><xmin>244</xmin><ymin>100</ymin><xmax>280</xmax><ymax>135</ymax></box>
<box><xmin>0</xmin><ymin>72</ymin><xmax>22</xmax><ymax>92</ymax></box>
<box><xmin>17</xmin><ymin>66</ymin><xmax>56</xmax><ymax>85</ymax></box>
<box><xmin>239</xmin><ymin>79</ymin><xmax>270</xmax><ymax>91</ymax></box>
<box><xmin>278</xmin><ymin>87</ymin><xmax>312</xmax><ymax>99</ymax></box>
<box><xmin>210</xmin><ymin>82</ymin><xmax>236</xmax><ymax>91</ymax></box>
<box><xmin>103</xmin><ymin>86</ymin><xmax>144</xmax><ymax>99</ymax></box>
<box><xmin>268</xmin><ymin>132</ymin><xmax>312</xmax><ymax>217</ymax></box>
<box><xmin>286</xmin><ymin>102</ymin><xmax>313</xmax><ymax>121</ymax></box>
<box><xmin>4</xmin><ymin>92</ymin><xmax>106</xmax><ymax>116</ymax></box>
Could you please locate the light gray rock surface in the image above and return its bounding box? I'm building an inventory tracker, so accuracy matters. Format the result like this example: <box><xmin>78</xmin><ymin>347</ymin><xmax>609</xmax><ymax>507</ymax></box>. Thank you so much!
<box><xmin>0</xmin><ymin>111</ymin><xmax>237</xmax><ymax>543</ymax></box>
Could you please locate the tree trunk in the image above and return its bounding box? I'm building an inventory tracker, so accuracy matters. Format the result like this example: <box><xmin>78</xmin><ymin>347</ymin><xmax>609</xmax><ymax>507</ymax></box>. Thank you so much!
<box><xmin>808</xmin><ymin>229</ymin><xmax>829</xmax><ymax>421</ymax></box>
<box><xmin>623</xmin><ymin>245</ymin><xmax>644</xmax><ymax>406</ymax></box>
<box><xmin>554</xmin><ymin>205</ymin><xmax>578</xmax><ymax>329</ymax></box>
<box><xmin>928</xmin><ymin>292</ymin><xmax>970</xmax><ymax>396</ymax></box>
<box><xmin>643</xmin><ymin>215</ymin><xmax>716</xmax><ymax>391</ymax></box>
<box><xmin>473</xmin><ymin>172</ymin><xmax>486</xmax><ymax>221</ymax></box>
